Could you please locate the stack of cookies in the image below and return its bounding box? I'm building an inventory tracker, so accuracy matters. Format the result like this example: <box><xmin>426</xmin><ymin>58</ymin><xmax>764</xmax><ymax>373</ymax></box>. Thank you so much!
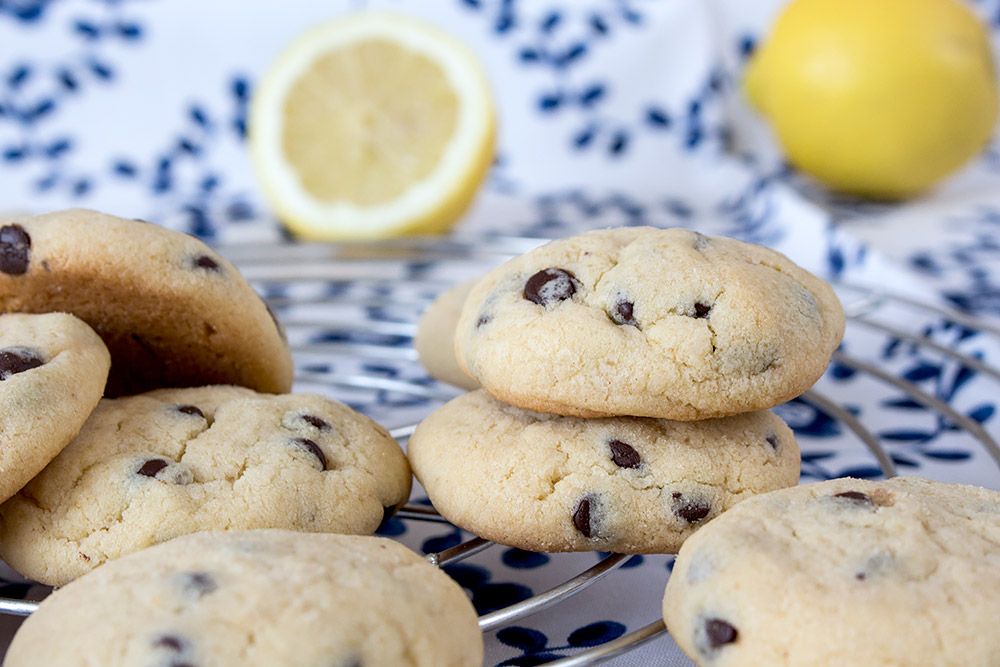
<box><xmin>0</xmin><ymin>209</ymin><xmax>485</xmax><ymax>666</ymax></box>
<box><xmin>409</xmin><ymin>227</ymin><xmax>845</xmax><ymax>554</ymax></box>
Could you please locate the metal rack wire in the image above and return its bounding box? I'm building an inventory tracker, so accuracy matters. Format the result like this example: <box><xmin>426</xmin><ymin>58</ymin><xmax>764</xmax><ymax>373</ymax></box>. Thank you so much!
<box><xmin>1</xmin><ymin>236</ymin><xmax>998</xmax><ymax>666</ymax></box>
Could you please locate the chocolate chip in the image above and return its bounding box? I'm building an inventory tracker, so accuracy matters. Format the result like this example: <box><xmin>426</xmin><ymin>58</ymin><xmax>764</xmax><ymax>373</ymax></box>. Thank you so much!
<box><xmin>609</xmin><ymin>298</ymin><xmax>638</xmax><ymax>326</ymax></box>
<box><xmin>191</xmin><ymin>255</ymin><xmax>222</xmax><ymax>272</ymax></box>
<box><xmin>0</xmin><ymin>347</ymin><xmax>44</xmax><ymax>379</ymax></box>
<box><xmin>673</xmin><ymin>492</ymin><xmax>712</xmax><ymax>523</ymax></box>
<box><xmin>573</xmin><ymin>496</ymin><xmax>594</xmax><ymax>538</ymax></box>
<box><xmin>181</xmin><ymin>571</ymin><xmax>217</xmax><ymax>597</ymax></box>
<box><xmin>0</xmin><ymin>224</ymin><xmax>31</xmax><ymax>274</ymax></box>
<box><xmin>705</xmin><ymin>618</ymin><xmax>738</xmax><ymax>649</ymax></box>
<box><xmin>524</xmin><ymin>268</ymin><xmax>577</xmax><ymax>306</ymax></box>
<box><xmin>138</xmin><ymin>459</ymin><xmax>170</xmax><ymax>477</ymax></box>
<box><xmin>301</xmin><ymin>414</ymin><xmax>331</xmax><ymax>431</ymax></box>
<box><xmin>765</xmin><ymin>434</ymin><xmax>779</xmax><ymax>451</ymax></box>
<box><xmin>833</xmin><ymin>491</ymin><xmax>874</xmax><ymax>506</ymax></box>
<box><xmin>608</xmin><ymin>439</ymin><xmax>641</xmax><ymax>468</ymax></box>
<box><xmin>153</xmin><ymin>635</ymin><xmax>185</xmax><ymax>652</ymax></box>
<box><xmin>693</xmin><ymin>302</ymin><xmax>711</xmax><ymax>318</ymax></box>
<box><xmin>290</xmin><ymin>437</ymin><xmax>327</xmax><ymax>471</ymax></box>
<box><xmin>175</xmin><ymin>404</ymin><xmax>204</xmax><ymax>418</ymax></box>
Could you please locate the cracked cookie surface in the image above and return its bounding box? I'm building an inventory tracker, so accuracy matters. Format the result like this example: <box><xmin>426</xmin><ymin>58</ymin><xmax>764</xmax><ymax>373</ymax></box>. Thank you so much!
<box><xmin>663</xmin><ymin>476</ymin><xmax>1000</xmax><ymax>666</ymax></box>
<box><xmin>5</xmin><ymin>529</ymin><xmax>482</xmax><ymax>667</ymax></box>
<box><xmin>0</xmin><ymin>208</ymin><xmax>292</xmax><ymax>396</ymax></box>
<box><xmin>0</xmin><ymin>312</ymin><xmax>110</xmax><ymax>503</ymax></box>
<box><xmin>407</xmin><ymin>390</ymin><xmax>799</xmax><ymax>553</ymax></box>
<box><xmin>0</xmin><ymin>386</ymin><xmax>412</xmax><ymax>586</ymax></box>
<box><xmin>455</xmin><ymin>227</ymin><xmax>845</xmax><ymax>419</ymax></box>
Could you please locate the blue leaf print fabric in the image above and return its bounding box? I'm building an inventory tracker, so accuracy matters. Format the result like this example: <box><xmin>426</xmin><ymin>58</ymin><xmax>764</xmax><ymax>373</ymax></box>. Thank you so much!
<box><xmin>2</xmin><ymin>1</ymin><xmax>1000</xmax><ymax>665</ymax></box>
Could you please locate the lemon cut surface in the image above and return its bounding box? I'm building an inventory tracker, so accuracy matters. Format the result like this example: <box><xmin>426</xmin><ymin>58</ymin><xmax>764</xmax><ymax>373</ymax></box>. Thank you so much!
<box><xmin>251</xmin><ymin>13</ymin><xmax>495</xmax><ymax>239</ymax></box>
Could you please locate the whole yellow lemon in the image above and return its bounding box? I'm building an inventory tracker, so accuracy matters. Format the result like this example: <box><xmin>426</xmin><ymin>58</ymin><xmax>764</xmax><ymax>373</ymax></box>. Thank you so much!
<box><xmin>745</xmin><ymin>0</ymin><xmax>999</xmax><ymax>199</ymax></box>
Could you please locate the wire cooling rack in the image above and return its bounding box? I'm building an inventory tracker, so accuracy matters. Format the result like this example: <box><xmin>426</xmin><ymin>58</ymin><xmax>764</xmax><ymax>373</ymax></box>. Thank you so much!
<box><xmin>1</xmin><ymin>235</ymin><xmax>998</xmax><ymax>666</ymax></box>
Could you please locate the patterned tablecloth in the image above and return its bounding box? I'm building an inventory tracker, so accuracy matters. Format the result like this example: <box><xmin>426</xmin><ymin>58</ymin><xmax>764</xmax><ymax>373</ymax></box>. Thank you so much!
<box><xmin>2</xmin><ymin>1</ymin><xmax>1000</xmax><ymax>665</ymax></box>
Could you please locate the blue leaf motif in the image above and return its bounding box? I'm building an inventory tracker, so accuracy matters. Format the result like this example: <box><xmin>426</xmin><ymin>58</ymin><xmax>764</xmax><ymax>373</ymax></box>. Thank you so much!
<box><xmin>499</xmin><ymin>655</ymin><xmax>564</xmax><ymax>667</ymax></box>
<box><xmin>556</xmin><ymin>43</ymin><xmax>587</xmax><ymax>67</ymax></box>
<box><xmin>890</xmin><ymin>453</ymin><xmax>919</xmax><ymax>467</ymax></box>
<box><xmin>519</xmin><ymin>48</ymin><xmax>541</xmax><ymax>63</ymax></box>
<box><xmin>474</xmin><ymin>582</ymin><xmax>533</xmax><ymax>614</ymax></box>
<box><xmin>646</xmin><ymin>107</ymin><xmax>671</xmax><ymax>128</ymax></box>
<box><xmin>579</xmin><ymin>84</ymin><xmax>605</xmax><ymax>106</ymax></box>
<box><xmin>567</xmin><ymin>621</ymin><xmax>627</xmax><ymax>648</ymax></box>
<box><xmin>609</xmin><ymin>132</ymin><xmax>628</xmax><ymax>156</ymax></box>
<box><xmin>903</xmin><ymin>364</ymin><xmax>940</xmax><ymax>382</ymax></box>
<box><xmin>573</xmin><ymin>126</ymin><xmax>596</xmax><ymax>148</ymax></box>
<box><xmin>800</xmin><ymin>451</ymin><xmax>835</xmax><ymax>462</ymax></box>
<box><xmin>540</xmin><ymin>11</ymin><xmax>560</xmax><ymax>32</ymax></box>
<box><xmin>830</xmin><ymin>362</ymin><xmax>855</xmax><ymax>380</ymax></box>
<box><xmin>878</xmin><ymin>430</ymin><xmax>933</xmax><ymax>442</ymax></box>
<box><xmin>923</xmin><ymin>449</ymin><xmax>972</xmax><ymax>461</ymax></box>
<box><xmin>836</xmin><ymin>465</ymin><xmax>884</xmax><ymax>479</ymax></box>
<box><xmin>422</xmin><ymin>532</ymin><xmax>461</xmax><ymax>554</ymax></box>
<box><xmin>538</xmin><ymin>92</ymin><xmax>562</xmax><ymax>111</ymax></box>
<box><xmin>374</xmin><ymin>517</ymin><xmax>405</xmax><ymax>537</ymax></box>
<box><xmin>881</xmin><ymin>398</ymin><xmax>926</xmax><ymax>410</ymax></box>
<box><xmin>442</xmin><ymin>563</ymin><xmax>489</xmax><ymax>590</ymax></box>
<box><xmin>969</xmin><ymin>404</ymin><xmax>995</xmax><ymax>423</ymax></box>
<box><xmin>497</xmin><ymin>626</ymin><xmax>548</xmax><ymax>652</ymax></box>
<box><xmin>502</xmin><ymin>548</ymin><xmax>550</xmax><ymax>569</ymax></box>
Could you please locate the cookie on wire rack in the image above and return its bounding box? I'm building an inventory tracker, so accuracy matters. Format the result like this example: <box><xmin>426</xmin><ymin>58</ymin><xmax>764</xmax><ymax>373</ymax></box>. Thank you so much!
<box><xmin>408</xmin><ymin>390</ymin><xmax>800</xmax><ymax>553</ymax></box>
<box><xmin>0</xmin><ymin>208</ymin><xmax>292</xmax><ymax>397</ymax></box>
<box><xmin>0</xmin><ymin>312</ymin><xmax>110</xmax><ymax>503</ymax></box>
<box><xmin>5</xmin><ymin>530</ymin><xmax>483</xmax><ymax>667</ymax></box>
<box><xmin>663</xmin><ymin>476</ymin><xmax>1000</xmax><ymax>666</ymax></box>
<box><xmin>454</xmin><ymin>226</ymin><xmax>844</xmax><ymax>420</ymax></box>
<box><xmin>0</xmin><ymin>386</ymin><xmax>412</xmax><ymax>586</ymax></box>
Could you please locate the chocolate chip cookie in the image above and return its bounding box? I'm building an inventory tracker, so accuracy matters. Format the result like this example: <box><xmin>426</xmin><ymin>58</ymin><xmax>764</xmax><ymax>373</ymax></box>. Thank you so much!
<box><xmin>407</xmin><ymin>390</ymin><xmax>799</xmax><ymax>553</ymax></box>
<box><xmin>455</xmin><ymin>227</ymin><xmax>844</xmax><ymax>419</ymax></box>
<box><xmin>414</xmin><ymin>280</ymin><xmax>479</xmax><ymax>390</ymax></box>
<box><xmin>0</xmin><ymin>312</ymin><xmax>110</xmax><ymax>503</ymax></box>
<box><xmin>0</xmin><ymin>386</ymin><xmax>412</xmax><ymax>585</ymax></box>
<box><xmin>0</xmin><ymin>209</ymin><xmax>292</xmax><ymax>396</ymax></box>
<box><xmin>5</xmin><ymin>530</ymin><xmax>482</xmax><ymax>667</ymax></box>
<box><xmin>663</xmin><ymin>476</ymin><xmax>1000</xmax><ymax>666</ymax></box>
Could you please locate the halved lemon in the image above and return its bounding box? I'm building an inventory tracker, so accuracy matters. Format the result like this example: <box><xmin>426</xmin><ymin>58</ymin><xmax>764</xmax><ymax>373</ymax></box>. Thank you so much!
<box><xmin>249</xmin><ymin>12</ymin><xmax>495</xmax><ymax>240</ymax></box>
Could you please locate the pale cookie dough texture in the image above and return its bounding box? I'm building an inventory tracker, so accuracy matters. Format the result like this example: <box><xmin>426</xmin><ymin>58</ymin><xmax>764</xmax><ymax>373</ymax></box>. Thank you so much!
<box><xmin>0</xmin><ymin>386</ymin><xmax>412</xmax><ymax>586</ymax></box>
<box><xmin>0</xmin><ymin>312</ymin><xmax>110</xmax><ymax>503</ymax></box>
<box><xmin>0</xmin><ymin>208</ymin><xmax>293</xmax><ymax>396</ymax></box>
<box><xmin>455</xmin><ymin>227</ymin><xmax>845</xmax><ymax>419</ymax></box>
<box><xmin>408</xmin><ymin>390</ymin><xmax>799</xmax><ymax>553</ymax></box>
<box><xmin>663</xmin><ymin>476</ymin><xmax>1000</xmax><ymax>666</ymax></box>
<box><xmin>5</xmin><ymin>530</ymin><xmax>483</xmax><ymax>667</ymax></box>
<box><xmin>415</xmin><ymin>280</ymin><xmax>479</xmax><ymax>390</ymax></box>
